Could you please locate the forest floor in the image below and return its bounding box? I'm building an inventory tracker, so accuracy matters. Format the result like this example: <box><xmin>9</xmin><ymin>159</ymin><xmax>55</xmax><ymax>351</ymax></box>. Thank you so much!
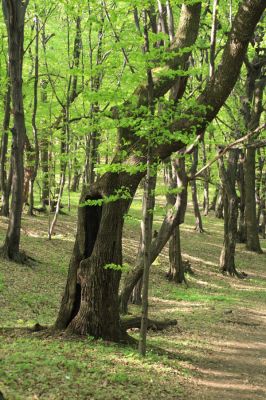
<box><xmin>0</xmin><ymin>193</ymin><xmax>266</xmax><ymax>400</ymax></box>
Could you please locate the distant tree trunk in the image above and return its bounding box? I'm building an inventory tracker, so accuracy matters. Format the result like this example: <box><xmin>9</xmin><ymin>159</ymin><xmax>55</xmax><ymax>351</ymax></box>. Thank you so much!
<box><xmin>260</xmin><ymin>171</ymin><xmax>266</xmax><ymax>239</ymax></box>
<box><xmin>209</xmin><ymin>185</ymin><xmax>219</xmax><ymax>211</ymax></box>
<box><xmin>28</xmin><ymin>15</ymin><xmax>40</xmax><ymax>216</ymax></box>
<box><xmin>1</xmin><ymin>0</ymin><xmax>29</xmax><ymax>262</ymax></box>
<box><xmin>244</xmin><ymin>147</ymin><xmax>262</xmax><ymax>253</ymax></box>
<box><xmin>71</xmin><ymin>142</ymin><xmax>81</xmax><ymax>192</ymax></box>
<box><xmin>131</xmin><ymin>277</ymin><xmax>143</xmax><ymax>305</ymax></box>
<box><xmin>242</xmin><ymin>52</ymin><xmax>264</xmax><ymax>253</ymax></box>
<box><xmin>168</xmin><ymin>225</ymin><xmax>184</xmax><ymax>283</ymax></box>
<box><xmin>215</xmin><ymin>185</ymin><xmax>224</xmax><ymax>218</ymax></box>
<box><xmin>190</xmin><ymin>147</ymin><xmax>204</xmax><ymax>232</ymax></box>
<box><xmin>237</xmin><ymin>153</ymin><xmax>246</xmax><ymax>243</ymax></box>
<box><xmin>166</xmin><ymin>157</ymin><xmax>187</xmax><ymax>283</ymax></box>
<box><xmin>218</xmin><ymin>150</ymin><xmax>242</xmax><ymax>277</ymax></box>
<box><xmin>202</xmin><ymin>141</ymin><xmax>209</xmax><ymax>216</ymax></box>
<box><xmin>40</xmin><ymin>80</ymin><xmax>49</xmax><ymax>209</ymax></box>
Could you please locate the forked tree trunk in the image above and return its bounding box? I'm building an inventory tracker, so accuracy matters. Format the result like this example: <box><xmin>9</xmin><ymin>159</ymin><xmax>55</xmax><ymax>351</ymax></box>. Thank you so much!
<box><xmin>55</xmin><ymin>173</ymin><xmax>141</xmax><ymax>340</ymax></box>
<box><xmin>1</xmin><ymin>0</ymin><xmax>29</xmax><ymax>261</ymax></box>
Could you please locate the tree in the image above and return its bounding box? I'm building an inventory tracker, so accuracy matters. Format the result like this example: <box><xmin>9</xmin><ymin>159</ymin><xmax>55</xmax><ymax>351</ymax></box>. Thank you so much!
<box><xmin>1</xmin><ymin>0</ymin><xmax>29</xmax><ymax>262</ymax></box>
<box><xmin>53</xmin><ymin>0</ymin><xmax>265</xmax><ymax>341</ymax></box>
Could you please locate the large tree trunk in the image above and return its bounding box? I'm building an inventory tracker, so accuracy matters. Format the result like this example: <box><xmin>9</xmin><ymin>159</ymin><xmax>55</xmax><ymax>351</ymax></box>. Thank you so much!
<box><xmin>1</xmin><ymin>0</ymin><xmax>29</xmax><ymax>261</ymax></box>
<box><xmin>55</xmin><ymin>173</ymin><xmax>140</xmax><ymax>340</ymax></box>
<box><xmin>0</xmin><ymin>66</ymin><xmax>11</xmax><ymax>217</ymax></box>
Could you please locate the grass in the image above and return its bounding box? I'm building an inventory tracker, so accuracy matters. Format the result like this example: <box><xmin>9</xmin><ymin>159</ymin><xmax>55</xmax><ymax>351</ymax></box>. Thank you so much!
<box><xmin>1</xmin><ymin>189</ymin><xmax>266</xmax><ymax>399</ymax></box>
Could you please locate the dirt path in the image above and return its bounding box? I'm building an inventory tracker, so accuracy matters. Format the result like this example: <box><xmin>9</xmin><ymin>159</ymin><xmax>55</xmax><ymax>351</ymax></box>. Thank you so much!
<box><xmin>184</xmin><ymin>307</ymin><xmax>266</xmax><ymax>400</ymax></box>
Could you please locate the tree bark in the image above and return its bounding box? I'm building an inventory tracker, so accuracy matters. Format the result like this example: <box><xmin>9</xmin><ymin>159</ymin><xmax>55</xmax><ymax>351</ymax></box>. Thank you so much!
<box><xmin>190</xmin><ymin>147</ymin><xmax>204</xmax><ymax>232</ymax></box>
<box><xmin>55</xmin><ymin>0</ymin><xmax>265</xmax><ymax>340</ymax></box>
<box><xmin>1</xmin><ymin>0</ymin><xmax>29</xmax><ymax>261</ymax></box>
<box><xmin>0</xmin><ymin>66</ymin><xmax>11</xmax><ymax>217</ymax></box>
<box><xmin>215</xmin><ymin>185</ymin><xmax>224</xmax><ymax>218</ymax></box>
<box><xmin>218</xmin><ymin>150</ymin><xmax>242</xmax><ymax>277</ymax></box>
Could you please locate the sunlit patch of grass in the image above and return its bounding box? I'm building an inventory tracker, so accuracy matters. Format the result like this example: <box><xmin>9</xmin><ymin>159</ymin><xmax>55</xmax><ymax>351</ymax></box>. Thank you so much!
<box><xmin>0</xmin><ymin>336</ymin><xmax>184</xmax><ymax>400</ymax></box>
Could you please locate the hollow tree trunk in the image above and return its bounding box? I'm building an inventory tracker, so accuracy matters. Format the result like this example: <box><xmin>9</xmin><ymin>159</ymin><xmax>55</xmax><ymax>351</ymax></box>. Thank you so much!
<box><xmin>1</xmin><ymin>0</ymin><xmax>29</xmax><ymax>261</ymax></box>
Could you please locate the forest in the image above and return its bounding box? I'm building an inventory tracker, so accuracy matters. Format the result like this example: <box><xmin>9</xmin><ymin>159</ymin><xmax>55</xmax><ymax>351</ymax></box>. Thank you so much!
<box><xmin>0</xmin><ymin>0</ymin><xmax>265</xmax><ymax>399</ymax></box>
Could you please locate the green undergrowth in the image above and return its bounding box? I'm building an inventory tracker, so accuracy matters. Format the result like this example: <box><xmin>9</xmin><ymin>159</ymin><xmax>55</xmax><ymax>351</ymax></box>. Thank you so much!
<box><xmin>1</xmin><ymin>190</ymin><xmax>266</xmax><ymax>399</ymax></box>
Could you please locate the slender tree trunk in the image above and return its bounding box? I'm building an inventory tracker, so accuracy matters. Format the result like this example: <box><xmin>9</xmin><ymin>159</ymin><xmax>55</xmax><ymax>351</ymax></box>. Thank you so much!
<box><xmin>260</xmin><ymin>171</ymin><xmax>266</xmax><ymax>239</ymax></box>
<box><xmin>1</xmin><ymin>0</ymin><xmax>29</xmax><ymax>261</ymax></box>
<box><xmin>244</xmin><ymin>147</ymin><xmax>262</xmax><ymax>253</ymax></box>
<box><xmin>215</xmin><ymin>185</ymin><xmax>224</xmax><ymax>218</ymax></box>
<box><xmin>28</xmin><ymin>14</ymin><xmax>40</xmax><ymax>216</ymax></box>
<box><xmin>237</xmin><ymin>154</ymin><xmax>246</xmax><ymax>243</ymax></box>
<box><xmin>209</xmin><ymin>185</ymin><xmax>219</xmax><ymax>211</ymax></box>
<box><xmin>202</xmin><ymin>141</ymin><xmax>210</xmax><ymax>216</ymax></box>
<box><xmin>190</xmin><ymin>147</ymin><xmax>204</xmax><ymax>232</ymax></box>
<box><xmin>218</xmin><ymin>150</ymin><xmax>242</xmax><ymax>277</ymax></box>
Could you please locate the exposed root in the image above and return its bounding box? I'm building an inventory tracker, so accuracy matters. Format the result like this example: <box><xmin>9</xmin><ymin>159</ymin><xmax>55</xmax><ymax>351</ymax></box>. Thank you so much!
<box><xmin>121</xmin><ymin>317</ymin><xmax>179</xmax><ymax>332</ymax></box>
<box><xmin>220</xmin><ymin>267</ymin><xmax>248</xmax><ymax>279</ymax></box>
